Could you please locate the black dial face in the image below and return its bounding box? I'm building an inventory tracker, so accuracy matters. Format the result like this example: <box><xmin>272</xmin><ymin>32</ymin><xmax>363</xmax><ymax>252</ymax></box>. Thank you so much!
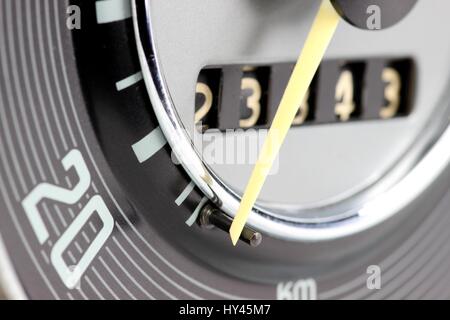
<box><xmin>0</xmin><ymin>0</ymin><xmax>450</xmax><ymax>300</ymax></box>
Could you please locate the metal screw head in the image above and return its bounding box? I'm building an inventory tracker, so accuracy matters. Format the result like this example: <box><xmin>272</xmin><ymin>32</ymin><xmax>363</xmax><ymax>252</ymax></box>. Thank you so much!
<box><xmin>198</xmin><ymin>204</ymin><xmax>263</xmax><ymax>247</ymax></box>
<box><xmin>249</xmin><ymin>232</ymin><xmax>263</xmax><ymax>247</ymax></box>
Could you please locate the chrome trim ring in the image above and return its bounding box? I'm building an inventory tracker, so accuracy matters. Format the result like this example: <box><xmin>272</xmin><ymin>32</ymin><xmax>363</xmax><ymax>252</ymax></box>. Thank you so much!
<box><xmin>133</xmin><ymin>0</ymin><xmax>450</xmax><ymax>242</ymax></box>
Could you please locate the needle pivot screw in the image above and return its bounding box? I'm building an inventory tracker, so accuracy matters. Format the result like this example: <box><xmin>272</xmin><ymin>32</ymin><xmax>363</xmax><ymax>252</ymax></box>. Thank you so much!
<box><xmin>199</xmin><ymin>204</ymin><xmax>262</xmax><ymax>247</ymax></box>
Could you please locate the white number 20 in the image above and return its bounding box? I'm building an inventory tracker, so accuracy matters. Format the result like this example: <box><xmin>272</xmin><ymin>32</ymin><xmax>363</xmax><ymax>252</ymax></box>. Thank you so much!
<box><xmin>22</xmin><ymin>149</ymin><xmax>114</xmax><ymax>289</ymax></box>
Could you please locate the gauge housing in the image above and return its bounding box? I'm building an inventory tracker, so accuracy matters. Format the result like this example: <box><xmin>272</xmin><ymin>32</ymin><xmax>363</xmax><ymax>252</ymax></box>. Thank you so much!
<box><xmin>133</xmin><ymin>0</ymin><xmax>450</xmax><ymax>241</ymax></box>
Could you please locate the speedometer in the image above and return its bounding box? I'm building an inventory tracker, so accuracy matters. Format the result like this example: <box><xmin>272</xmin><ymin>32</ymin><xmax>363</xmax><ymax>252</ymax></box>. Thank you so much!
<box><xmin>1</xmin><ymin>0</ymin><xmax>450</xmax><ymax>300</ymax></box>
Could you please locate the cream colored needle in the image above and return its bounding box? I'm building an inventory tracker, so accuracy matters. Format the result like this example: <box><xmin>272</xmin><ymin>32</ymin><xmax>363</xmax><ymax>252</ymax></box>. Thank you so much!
<box><xmin>229</xmin><ymin>0</ymin><xmax>340</xmax><ymax>245</ymax></box>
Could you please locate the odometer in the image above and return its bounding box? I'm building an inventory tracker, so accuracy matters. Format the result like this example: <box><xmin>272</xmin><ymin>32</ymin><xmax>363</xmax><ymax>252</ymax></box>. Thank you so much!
<box><xmin>195</xmin><ymin>58</ymin><xmax>414</xmax><ymax>131</ymax></box>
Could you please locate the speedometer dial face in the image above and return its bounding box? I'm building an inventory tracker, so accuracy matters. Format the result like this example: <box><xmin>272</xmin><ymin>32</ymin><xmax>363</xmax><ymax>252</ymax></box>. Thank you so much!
<box><xmin>146</xmin><ymin>0</ymin><xmax>447</xmax><ymax>216</ymax></box>
<box><xmin>0</xmin><ymin>0</ymin><xmax>450</xmax><ymax>300</ymax></box>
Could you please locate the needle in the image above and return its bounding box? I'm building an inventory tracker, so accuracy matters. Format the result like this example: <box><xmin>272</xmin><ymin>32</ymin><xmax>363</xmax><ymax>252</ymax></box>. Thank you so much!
<box><xmin>229</xmin><ymin>0</ymin><xmax>341</xmax><ymax>246</ymax></box>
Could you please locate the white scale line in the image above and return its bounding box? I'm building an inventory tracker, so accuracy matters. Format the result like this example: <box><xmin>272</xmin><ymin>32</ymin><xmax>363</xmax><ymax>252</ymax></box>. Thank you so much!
<box><xmin>40</xmin><ymin>250</ymin><xmax>50</xmax><ymax>265</ymax></box>
<box><xmin>68</xmin><ymin>207</ymin><xmax>75</xmax><ymax>219</ymax></box>
<box><xmin>42</xmin><ymin>202</ymin><xmax>60</xmax><ymax>237</ymax></box>
<box><xmin>89</xmin><ymin>222</ymin><xmax>98</xmax><ymax>233</ymax></box>
<box><xmin>177</xmin><ymin>181</ymin><xmax>208</xmax><ymax>229</ymax></box>
<box><xmin>65</xmin><ymin>176</ymin><xmax>72</xmax><ymax>189</ymax></box>
<box><xmin>98</xmin><ymin>256</ymin><xmax>137</xmax><ymax>300</ymax></box>
<box><xmin>74</xmin><ymin>241</ymin><xmax>83</xmax><ymax>254</ymax></box>
<box><xmin>54</xmin><ymin>204</ymin><xmax>67</xmax><ymax>228</ymax></box>
<box><xmin>132</xmin><ymin>127</ymin><xmax>167</xmax><ymax>163</ymax></box>
<box><xmin>175</xmin><ymin>181</ymin><xmax>196</xmax><ymax>206</ymax></box>
<box><xmin>112</xmin><ymin>236</ymin><xmax>177</xmax><ymax>300</ymax></box>
<box><xmin>92</xmin><ymin>266</ymin><xmax>120</xmax><ymax>300</ymax></box>
<box><xmin>95</xmin><ymin>0</ymin><xmax>132</xmax><ymax>24</ymax></box>
<box><xmin>43</xmin><ymin>0</ymin><xmax>77</xmax><ymax>150</ymax></box>
<box><xmin>81</xmin><ymin>231</ymin><xmax>90</xmax><ymax>244</ymax></box>
<box><xmin>114</xmin><ymin>223</ymin><xmax>203</xmax><ymax>300</ymax></box>
<box><xmin>78</xmin><ymin>288</ymin><xmax>89</xmax><ymax>301</ymax></box>
<box><xmin>186</xmin><ymin>197</ymin><xmax>208</xmax><ymax>227</ymax></box>
<box><xmin>84</xmin><ymin>275</ymin><xmax>105</xmax><ymax>300</ymax></box>
<box><xmin>67</xmin><ymin>251</ymin><xmax>77</xmax><ymax>265</ymax></box>
<box><xmin>116</xmin><ymin>72</ymin><xmax>143</xmax><ymax>91</ymax></box>
<box><xmin>92</xmin><ymin>182</ymin><xmax>99</xmax><ymax>194</ymax></box>
<box><xmin>105</xmin><ymin>246</ymin><xmax>155</xmax><ymax>299</ymax></box>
